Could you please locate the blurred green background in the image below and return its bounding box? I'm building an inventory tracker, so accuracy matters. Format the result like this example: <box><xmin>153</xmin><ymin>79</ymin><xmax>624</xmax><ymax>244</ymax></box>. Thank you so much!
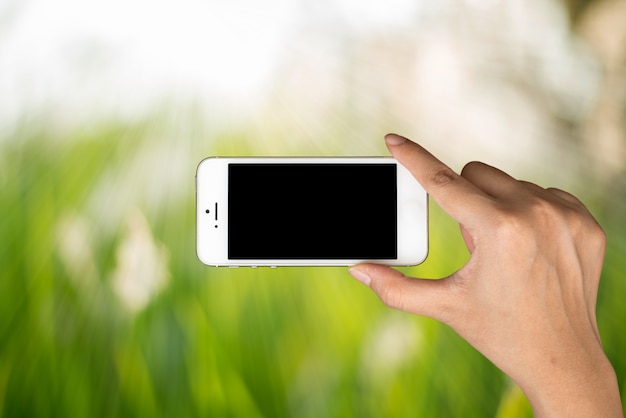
<box><xmin>1</xmin><ymin>0</ymin><xmax>625</xmax><ymax>417</ymax></box>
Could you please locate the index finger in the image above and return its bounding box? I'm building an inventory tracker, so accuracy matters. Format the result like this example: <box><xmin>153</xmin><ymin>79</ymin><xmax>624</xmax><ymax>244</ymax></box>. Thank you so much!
<box><xmin>385</xmin><ymin>133</ymin><xmax>492</xmax><ymax>225</ymax></box>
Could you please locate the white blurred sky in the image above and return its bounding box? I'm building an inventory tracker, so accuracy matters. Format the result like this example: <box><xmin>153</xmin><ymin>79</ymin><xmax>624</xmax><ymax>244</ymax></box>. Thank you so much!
<box><xmin>2</xmin><ymin>0</ymin><xmax>610</xmax><ymax>184</ymax></box>
<box><xmin>3</xmin><ymin>0</ymin><xmax>618</xmax><ymax>210</ymax></box>
<box><xmin>0</xmin><ymin>0</ymin><xmax>433</xmax><ymax>126</ymax></box>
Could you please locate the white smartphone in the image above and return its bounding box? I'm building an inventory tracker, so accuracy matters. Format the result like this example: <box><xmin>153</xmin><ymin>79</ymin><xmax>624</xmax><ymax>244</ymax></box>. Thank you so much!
<box><xmin>196</xmin><ymin>157</ymin><xmax>428</xmax><ymax>267</ymax></box>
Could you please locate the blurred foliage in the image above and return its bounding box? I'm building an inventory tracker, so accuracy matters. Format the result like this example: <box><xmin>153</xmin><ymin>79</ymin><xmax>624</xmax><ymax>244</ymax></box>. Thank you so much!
<box><xmin>1</xmin><ymin>112</ymin><xmax>624</xmax><ymax>417</ymax></box>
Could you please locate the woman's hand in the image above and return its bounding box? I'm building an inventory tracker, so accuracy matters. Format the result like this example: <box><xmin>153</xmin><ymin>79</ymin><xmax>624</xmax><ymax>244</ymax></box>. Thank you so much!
<box><xmin>349</xmin><ymin>134</ymin><xmax>622</xmax><ymax>418</ymax></box>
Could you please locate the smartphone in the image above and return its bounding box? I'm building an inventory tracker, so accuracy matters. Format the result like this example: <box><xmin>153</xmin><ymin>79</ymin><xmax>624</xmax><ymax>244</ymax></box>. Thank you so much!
<box><xmin>196</xmin><ymin>157</ymin><xmax>428</xmax><ymax>267</ymax></box>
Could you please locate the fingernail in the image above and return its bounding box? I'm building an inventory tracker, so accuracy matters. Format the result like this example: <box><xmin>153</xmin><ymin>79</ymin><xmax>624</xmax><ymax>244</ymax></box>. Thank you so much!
<box><xmin>385</xmin><ymin>134</ymin><xmax>406</xmax><ymax>146</ymax></box>
<box><xmin>349</xmin><ymin>267</ymin><xmax>371</xmax><ymax>286</ymax></box>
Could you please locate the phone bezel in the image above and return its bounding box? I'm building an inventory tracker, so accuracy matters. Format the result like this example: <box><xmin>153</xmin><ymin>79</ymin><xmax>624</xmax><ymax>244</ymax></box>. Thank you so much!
<box><xmin>196</xmin><ymin>157</ymin><xmax>428</xmax><ymax>267</ymax></box>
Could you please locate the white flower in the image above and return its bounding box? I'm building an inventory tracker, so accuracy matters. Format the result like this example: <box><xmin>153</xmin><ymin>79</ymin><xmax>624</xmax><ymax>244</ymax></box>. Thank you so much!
<box><xmin>111</xmin><ymin>209</ymin><xmax>169</xmax><ymax>313</ymax></box>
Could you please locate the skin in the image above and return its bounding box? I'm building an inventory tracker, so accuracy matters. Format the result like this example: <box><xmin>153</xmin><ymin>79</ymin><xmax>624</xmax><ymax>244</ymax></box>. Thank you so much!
<box><xmin>349</xmin><ymin>134</ymin><xmax>623</xmax><ymax>417</ymax></box>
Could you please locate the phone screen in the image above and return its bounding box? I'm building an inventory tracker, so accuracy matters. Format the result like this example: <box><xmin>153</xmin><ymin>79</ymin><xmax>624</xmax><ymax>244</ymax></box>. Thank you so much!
<box><xmin>228</xmin><ymin>163</ymin><xmax>397</xmax><ymax>260</ymax></box>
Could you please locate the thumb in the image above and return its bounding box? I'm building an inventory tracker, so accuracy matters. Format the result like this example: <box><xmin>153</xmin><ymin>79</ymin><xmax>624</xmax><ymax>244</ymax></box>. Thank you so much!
<box><xmin>349</xmin><ymin>264</ymin><xmax>453</xmax><ymax>321</ymax></box>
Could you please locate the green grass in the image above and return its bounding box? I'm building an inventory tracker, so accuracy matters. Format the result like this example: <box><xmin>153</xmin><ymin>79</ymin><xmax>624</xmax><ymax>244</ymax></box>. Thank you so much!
<box><xmin>0</xmin><ymin>116</ymin><xmax>623</xmax><ymax>417</ymax></box>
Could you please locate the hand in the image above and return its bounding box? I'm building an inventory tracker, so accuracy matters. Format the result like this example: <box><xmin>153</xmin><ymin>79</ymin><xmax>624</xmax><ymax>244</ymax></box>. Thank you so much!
<box><xmin>349</xmin><ymin>134</ymin><xmax>623</xmax><ymax>418</ymax></box>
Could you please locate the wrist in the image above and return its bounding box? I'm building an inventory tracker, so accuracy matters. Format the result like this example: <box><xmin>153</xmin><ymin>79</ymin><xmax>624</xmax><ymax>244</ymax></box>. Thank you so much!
<box><xmin>519</xmin><ymin>353</ymin><xmax>622</xmax><ymax>418</ymax></box>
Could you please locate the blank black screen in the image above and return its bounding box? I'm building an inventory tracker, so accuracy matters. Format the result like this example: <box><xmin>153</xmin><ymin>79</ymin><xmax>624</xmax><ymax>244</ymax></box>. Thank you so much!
<box><xmin>228</xmin><ymin>163</ymin><xmax>397</xmax><ymax>259</ymax></box>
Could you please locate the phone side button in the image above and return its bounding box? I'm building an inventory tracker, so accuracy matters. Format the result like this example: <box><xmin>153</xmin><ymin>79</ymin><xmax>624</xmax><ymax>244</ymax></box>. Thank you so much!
<box><xmin>251</xmin><ymin>266</ymin><xmax>258</xmax><ymax>269</ymax></box>
<box><xmin>270</xmin><ymin>266</ymin><xmax>277</xmax><ymax>269</ymax></box>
